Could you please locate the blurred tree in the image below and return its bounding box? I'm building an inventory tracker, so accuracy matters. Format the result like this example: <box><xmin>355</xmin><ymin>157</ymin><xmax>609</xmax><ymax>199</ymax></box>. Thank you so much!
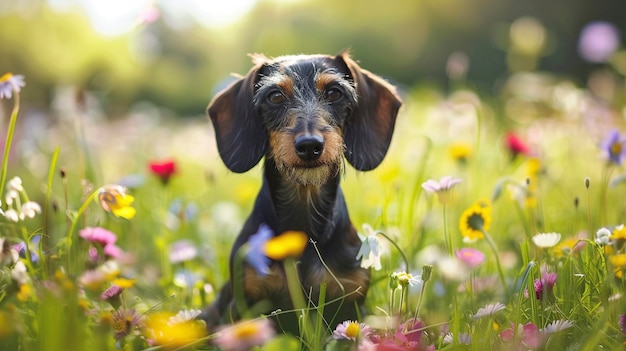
<box><xmin>0</xmin><ymin>0</ymin><xmax>623</xmax><ymax>116</ymax></box>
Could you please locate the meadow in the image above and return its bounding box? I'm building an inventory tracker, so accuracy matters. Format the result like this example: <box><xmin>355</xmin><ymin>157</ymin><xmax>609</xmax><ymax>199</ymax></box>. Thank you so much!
<box><xmin>1</xmin><ymin>57</ymin><xmax>626</xmax><ymax>351</ymax></box>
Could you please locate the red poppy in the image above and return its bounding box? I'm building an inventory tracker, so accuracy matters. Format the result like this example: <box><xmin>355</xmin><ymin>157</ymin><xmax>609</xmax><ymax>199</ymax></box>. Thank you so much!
<box><xmin>149</xmin><ymin>160</ymin><xmax>177</xmax><ymax>184</ymax></box>
<box><xmin>505</xmin><ymin>132</ymin><xmax>530</xmax><ymax>159</ymax></box>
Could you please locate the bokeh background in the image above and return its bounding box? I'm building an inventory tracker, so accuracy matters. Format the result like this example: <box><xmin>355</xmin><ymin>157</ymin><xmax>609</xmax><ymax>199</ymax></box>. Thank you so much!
<box><xmin>1</xmin><ymin>0</ymin><xmax>624</xmax><ymax>117</ymax></box>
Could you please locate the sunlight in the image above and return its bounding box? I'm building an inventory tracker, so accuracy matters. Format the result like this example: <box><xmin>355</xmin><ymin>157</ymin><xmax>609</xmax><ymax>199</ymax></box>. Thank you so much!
<box><xmin>55</xmin><ymin>0</ymin><xmax>261</xmax><ymax>36</ymax></box>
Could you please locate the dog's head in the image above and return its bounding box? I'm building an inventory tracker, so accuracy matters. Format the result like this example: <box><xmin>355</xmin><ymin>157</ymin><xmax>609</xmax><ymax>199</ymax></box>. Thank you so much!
<box><xmin>208</xmin><ymin>52</ymin><xmax>401</xmax><ymax>186</ymax></box>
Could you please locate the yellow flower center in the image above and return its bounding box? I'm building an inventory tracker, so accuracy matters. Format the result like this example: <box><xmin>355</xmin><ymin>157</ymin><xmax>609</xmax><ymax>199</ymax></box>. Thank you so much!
<box><xmin>233</xmin><ymin>323</ymin><xmax>260</xmax><ymax>339</ymax></box>
<box><xmin>0</xmin><ymin>73</ymin><xmax>13</xmax><ymax>83</ymax></box>
<box><xmin>612</xmin><ymin>141</ymin><xmax>622</xmax><ymax>156</ymax></box>
<box><xmin>345</xmin><ymin>322</ymin><xmax>360</xmax><ymax>339</ymax></box>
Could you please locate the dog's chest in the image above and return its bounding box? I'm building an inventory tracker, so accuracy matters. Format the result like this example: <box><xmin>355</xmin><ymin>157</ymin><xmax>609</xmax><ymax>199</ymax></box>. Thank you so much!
<box><xmin>242</xmin><ymin>254</ymin><xmax>368</xmax><ymax>305</ymax></box>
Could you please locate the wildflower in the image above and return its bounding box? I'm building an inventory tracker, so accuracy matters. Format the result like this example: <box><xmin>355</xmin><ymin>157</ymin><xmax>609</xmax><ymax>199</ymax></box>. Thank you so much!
<box><xmin>112</xmin><ymin>308</ymin><xmax>144</xmax><ymax>340</ymax></box>
<box><xmin>619</xmin><ymin>314</ymin><xmax>626</xmax><ymax>335</ymax></box>
<box><xmin>79</xmin><ymin>227</ymin><xmax>117</xmax><ymax>247</ymax></box>
<box><xmin>541</xmin><ymin>319</ymin><xmax>573</xmax><ymax>334</ymax></box>
<box><xmin>13</xmin><ymin>235</ymin><xmax>41</xmax><ymax>264</ymax></box>
<box><xmin>459</xmin><ymin>199</ymin><xmax>492</xmax><ymax>241</ymax></box>
<box><xmin>611</xmin><ymin>225</ymin><xmax>626</xmax><ymax>240</ymax></box>
<box><xmin>601</xmin><ymin>129</ymin><xmax>626</xmax><ymax>165</ymax></box>
<box><xmin>264</xmin><ymin>230</ymin><xmax>308</xmax><ymax>260</ymax></box>
<box><xmin>100</xmin><ymin>285</ymin><xmax>124</xmax><ymax>303</ymax></box>
<box><xmin>20</xmin><ymin>202</ymin><xmax>41</xmax><ymax>219</ymax></box>
<box><xmin>609</xmin><ymin>253</ymin><xmax>626</xmax><ymax>270</ymax></box>
<box><xmin>0</xmin><ymin>73</ymin><xmax>25</xmax><ymax>99</ymax></box>
<box><xmin>500</xmin><ymin>322</ymin><xmax>542</xmax><ymax>349</ymax></box>
<box><xmin>245</xmin><ymin>224</ymin><xmax>273</xmax><ymax>276</ymax></box>
<box><xmin>144</xmin><ymin>311</ymin><xmax>206</xmax><ymax>349</ymax></box>
<box><xmin>79</xmin><ymin>261</ymin><xmax>120</xmax><ymax>291</ymax></box>
<box><xmin>148</xmin><ymin>159</ymin><xmax>177</xmax><ymax>184</ymax></box>
<box><xmin>421</xmin><ymin>176</ymin><xmax>463</xmax><ymax>205</ymax></box>
<box><xmin>472</xmin><ymin>302</ymin><xmax>506</xmax><ymax>319</ymax></box>
<box><xmin>167</xmin><ymin>309</ymin><xmax>202</xmax><ymax>325</ymax></box>
<box><xmin>173</xmin><ymin>268</ymin><xmax>202</xmax><ymax>289</ymax></box>
<box><xmin>16</xmin><ymin>283</ymin><xmax>32</xmax><ymax>301</ymax></box>
<box><xmin>505</xmin><ymin>132</ymin><xmax>530</xmax><ymax>160</ymax></box>
<box><xmin>390</xmin><ymin>271</ymin><xmax>421</xmax><ymax>289</ymax></box>
<box><xmin>455</xmin><ymin>248</ymin><xmax>485</xmax><ymax>268</ymax></box>
<box><xmin>578</xmin><ymin>21</ymin><xmax>620</xmax><ymax>63</ymax></box>
<box><xmin>3</xmin><ymin>209</ymin><xmax>19</xmax><ymax>222</ymax></box>
<box><xmin>532</xmin><ymin>232</ymin><xmax>562</xmax><ymax>248</ymax></box>
<box><xmin>11</xmin><ymin>260</ymin><xmax>30</xmax><ymax>285</ymax></box>
<box><xmin>448</xmin><ymin>142</ymin><xmax>472</xmax><ymax>164</ymax></box>
<box><xmin>356</xmin><ymin>224</ymin><xmax>382</xmax><ymax>270</ymax></box>
<box><xmin>169</xmin><ymin>239</ymin><xmax>198</xmax><ymax>263</ymax></box>
<box><xmin>552</xmin><ymin>237</ymin><xmax>586</xmax><ymax>257</ymax></box>
<box><xmin>97</xmin><ymin>185</ymin><xmax>136</xmax><ymax>219</ymax></box>
<box><xmin>214</xmin><ymin>318</ymin><xmax>275</xmax><ymax>351</ymax></box>
<box><xmin>596</xmin><ymin>227</ymin><xmax>612</xmax><ymax>245</ymax></box>
<box><xmin>533</xmin><ymin>272</ymin><xmax>557</xmax><ymax>301</ymax></box>
<box><xmin>333</xmin><ymin>320</ymin><xmax>372</xmax><ymax>341</ymax></box>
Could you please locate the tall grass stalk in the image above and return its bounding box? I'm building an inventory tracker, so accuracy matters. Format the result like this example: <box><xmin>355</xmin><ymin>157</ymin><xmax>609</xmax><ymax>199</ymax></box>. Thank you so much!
<box><xmin>0</xmin><ymin>91</ymin><xmax>20</xmax><ymax>197</ymax></box>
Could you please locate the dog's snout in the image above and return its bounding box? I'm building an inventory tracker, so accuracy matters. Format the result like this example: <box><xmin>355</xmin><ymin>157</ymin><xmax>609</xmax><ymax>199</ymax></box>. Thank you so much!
<box><xmin>294</xmin><ymin>135</ymin><xmax>324</xmax><ymax>161</ymax></box>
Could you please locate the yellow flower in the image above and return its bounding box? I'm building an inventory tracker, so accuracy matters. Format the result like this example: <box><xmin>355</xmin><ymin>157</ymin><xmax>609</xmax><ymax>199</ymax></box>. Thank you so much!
<box><xmin>98</xmin><ymin>185</ymin><xmax>136</xmax><ymax>219</ymax></box>
<box><xmin>448</xmin><ymin>142</ymin><xmax>472</xmax><ymax>163</ymax></box>
<box><xmin>459</xmin><ymin>199</ymin><xmax>492</xmax><ymax>241</ymax></box>
<box><xmin>144</xmin><ymin>311</ymin><xmax>207</xmax><ymax>349</ymax></box>
<box><xmin>112</xmin><ymin>278</ymin><xmax>136</xmax><ymax>288</ymax></box>
<box><xmin>264</xmin><ymin>231</ymin><xmax>308</xmax><ymax>260</ymax></box>
<box><xmin>16</xmin><ymin>283</ymin><xmax>32</xmax><ymax>302</ymax></box>
<box><xmin>612</xmin><ymin>225</ymin><xmax>626</xmax><ymax>240</ymax></box>
<box><xmin>610</xmin><ymin>254</ymin><xmax>626</xmax><ymax>268</ymax></box>
<box><xmin>551</xmin><ymin>238</ymin><xmax>582</xmax><ymax>258</ymax></box>
<box><xmin>526</xmin><ymin>157</ymin><xmax>542</xmax><ymax>179</ymax></box>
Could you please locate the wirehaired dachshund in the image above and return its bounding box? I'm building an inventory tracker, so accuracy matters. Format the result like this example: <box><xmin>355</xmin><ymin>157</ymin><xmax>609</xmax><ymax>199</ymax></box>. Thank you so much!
<box><xmin>200</xmin><ymin>52</ymin><xmax>401</xmax><ymax>332</ymax></box>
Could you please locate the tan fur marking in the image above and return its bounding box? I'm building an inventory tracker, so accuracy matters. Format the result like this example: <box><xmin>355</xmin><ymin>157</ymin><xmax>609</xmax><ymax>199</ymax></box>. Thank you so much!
<box><xmin>268</xmin><ymin>126</ymin><xmax>345</xmax><ymax>186</ymax></box>
<box><xmin>276</xmin><ymin>76</ymin><xmax>294</xmax><ymax>97</ymax></box>
<box><xmin>304</xmin><ymin>268</ymin><xmax>369</xmax><ymax>301</ymax></box>
<box><xmin>316</xmin><ymin>73</ymin><xmax>340</xmax><ymax>92</ymax></box>
<box><xmin>242</xmin><ymin>264</ymin><xmax>287</xmax><ymax>300</ymax></box>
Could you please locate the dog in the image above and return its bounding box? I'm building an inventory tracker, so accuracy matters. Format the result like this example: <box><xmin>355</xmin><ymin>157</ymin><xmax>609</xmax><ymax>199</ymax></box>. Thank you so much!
<box><xmin>200</xmin><ymin>52</ymin><xmax>401</xmax><ymax>332</ymax></box>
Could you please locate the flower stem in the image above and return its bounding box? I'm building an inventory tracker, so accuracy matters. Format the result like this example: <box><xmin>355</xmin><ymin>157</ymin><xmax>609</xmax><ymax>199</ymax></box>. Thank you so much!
<box><xmin>443</xmin><ymin>205</ymin><xmax>452</xmax><ymax>255</ymax></box>
<box><xmin>482</xmin><ymin>229</ymin><xmax>509</xmax><ymax>297</ymax></box>
<box><xmin>0</xmin><ymin>92</ymin><xmax>20</xmax><ymax>198</ymax></box>
<box><xmin>65</xmin><ymin>189</ymin><xmax>98</xmax><ymax>271</ymax></box>
<box><xmin>377</xmin><ymin>231</ymin><xmax>410</xmax><ymax>272</ymax></box>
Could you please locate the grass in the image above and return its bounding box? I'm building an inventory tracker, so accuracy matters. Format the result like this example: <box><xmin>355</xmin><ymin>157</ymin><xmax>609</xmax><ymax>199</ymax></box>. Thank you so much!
<box><xmin>1</xmin><ymin>70</ymin><xmax>626</xmax><ymax>351</ymax></box>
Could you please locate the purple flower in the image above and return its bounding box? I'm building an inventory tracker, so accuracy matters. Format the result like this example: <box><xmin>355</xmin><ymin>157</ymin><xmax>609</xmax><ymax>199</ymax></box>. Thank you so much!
<box><xmin>112</xmin><ymin>308</ymin><xmax>144</xmax><ymax>340</ymax></box>
<box><xmin>602</xmin><ymin>130</ymin><xmax>626</xmax><ymax>165</ymax></box>
<box><xmin>168</xmin><ymin>240</ymin><xmax>198</xmax><ymax>263</ymax></box>
<box><xmin>534</xmin><ymin>272</ymin><xmax>557</xmax><ymax>300</ymax></box>
<box><xmin>79</xmin><ymin>227</ymin><xmax>118</xmax><ymax>247</ymax></box>
<box><xmin>246</xmin><ymin>224</ymin><xmax>273</xmax><ymax>276</ymax></box>
<box><xmin>455</xmin><ymin>248</ymin><xmax>485</xmax><ymax>269</ymax></box>
<box><xmin>500</xmin><ymin>322</ymin><xmax>543</xmax><ymax>349</ymax></box>
<box><xmin>578</xmin><ymin>21</ymin><xmax>620</xmax><ymax>63</ymax></box>
<box><xmin>422</xmin><ymin>176</ymin><xmax>463</xmax><ymax>204</ymax></box>
<box><xmin>0</xmin><ymin>73</ymin><xmax>25</xmax><ymax>99</ymax></box>
<box><xmin>619</xmin><ymin>314</ymin><xmax>626</xmax><ymax>335</ymax></box>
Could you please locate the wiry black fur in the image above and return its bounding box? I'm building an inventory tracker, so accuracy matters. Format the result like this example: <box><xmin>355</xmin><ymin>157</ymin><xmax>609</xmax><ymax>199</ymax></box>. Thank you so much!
<box><xmin>200</xmin><ymin>53</ymin><xmax>401</xmax><ymax>332</ymax></box>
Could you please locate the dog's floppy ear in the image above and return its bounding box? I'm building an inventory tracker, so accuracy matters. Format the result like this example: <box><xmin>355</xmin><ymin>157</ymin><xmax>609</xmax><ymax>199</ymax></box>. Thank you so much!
<box><xmin>208</xmin><ymin>58</ymin><xmax>267</xmax><ymax>173</ymax></box>
<box><xmin>336</xmin><ymin>53</ymin><xmax>402</xmax><ymax>171</ymax></box>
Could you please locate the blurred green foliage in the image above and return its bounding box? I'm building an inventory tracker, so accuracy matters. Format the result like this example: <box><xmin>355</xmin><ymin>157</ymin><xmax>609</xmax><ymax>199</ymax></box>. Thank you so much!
<box><xmin>0</xmin><ymin>0</ymin><xmax>624</xmax><ymax>116</ymax></box>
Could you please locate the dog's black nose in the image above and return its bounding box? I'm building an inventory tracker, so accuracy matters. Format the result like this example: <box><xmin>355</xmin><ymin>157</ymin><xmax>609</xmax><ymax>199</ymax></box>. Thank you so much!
<box><xmin>294</xmin><ymin>135</ymin><xmax>324</xmax><ymax>161</ymax></box>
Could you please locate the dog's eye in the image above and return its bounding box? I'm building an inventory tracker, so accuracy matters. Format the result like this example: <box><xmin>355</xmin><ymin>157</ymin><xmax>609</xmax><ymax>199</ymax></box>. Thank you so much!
<box><xmin>268</xmin><ymin>91</ymin><xmax>287</xmax><ymax>104</ymax></box>
<box><xmin>326</xmin><ymin>88</ymin><xmax>342</xmax><ymax>102</ymax></box>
